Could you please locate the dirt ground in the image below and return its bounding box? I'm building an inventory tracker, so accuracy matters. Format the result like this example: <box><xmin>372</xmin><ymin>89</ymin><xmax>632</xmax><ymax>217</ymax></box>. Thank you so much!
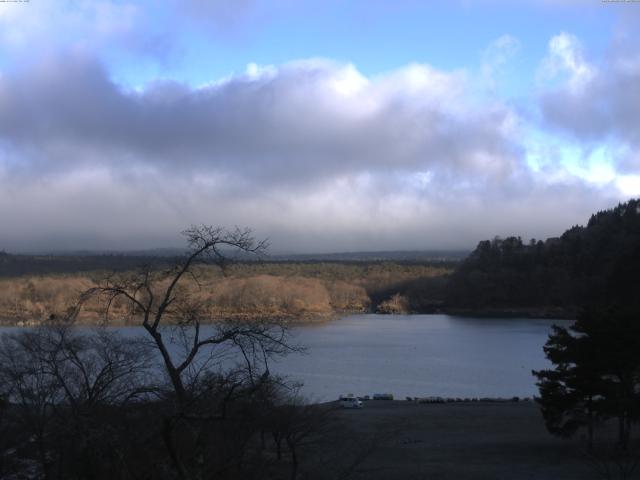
<box><xmin>331</xmin><ymin>400</ymin><xmax>613</xmax><ymax>480</ymax></box>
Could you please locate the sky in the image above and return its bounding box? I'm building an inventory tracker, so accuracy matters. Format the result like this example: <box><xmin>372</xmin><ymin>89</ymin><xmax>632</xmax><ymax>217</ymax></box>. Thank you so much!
<box><xmin>0</xmin><ymin>0</ymin><xmax>639</xmax><ymax>253</ymax></box>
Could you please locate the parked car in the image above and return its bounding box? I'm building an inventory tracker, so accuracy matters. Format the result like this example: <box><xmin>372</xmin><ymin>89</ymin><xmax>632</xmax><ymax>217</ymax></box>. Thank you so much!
<box><xmin>340</xmin><ymin>397</ymin><xmax>363</xmax><ymax>409</ymax></box>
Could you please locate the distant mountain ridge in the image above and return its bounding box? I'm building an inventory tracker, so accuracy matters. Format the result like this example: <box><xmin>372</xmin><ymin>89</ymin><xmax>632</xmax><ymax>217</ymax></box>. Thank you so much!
<box><xmin>0</xmin><ymin>249</ymin><xmax>467</xmax><ymax>277</ymax></box>
<box><xmin>7</xmin><ymin>248</ymin><xmax>468</xmax><ymax>260</ymax></box>
<box><xmin>266</xmin><ymin>250</ymin><xmax>468</xmax><ymax>262</ymax></box>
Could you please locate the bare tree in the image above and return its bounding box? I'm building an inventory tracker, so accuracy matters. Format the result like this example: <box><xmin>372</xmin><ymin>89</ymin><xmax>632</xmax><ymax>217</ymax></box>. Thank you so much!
<box><xmin>0</xmin><ymin>323</ymin><xmax>155</xmax><ymax>479</ymax></box>
<box><xmin>261</xmin><ymin>392</ymin><xmax>388</xmax><ymax>480</ymax></box>
<box><xmin>78</xmin><ymin>226</ymin><xmax>302</xmax><ymax>479</ymax></box>
<box><xmin>0</xmin><ymin>331</ymin><xmax>61</xmax><ymax>479</ymax></box>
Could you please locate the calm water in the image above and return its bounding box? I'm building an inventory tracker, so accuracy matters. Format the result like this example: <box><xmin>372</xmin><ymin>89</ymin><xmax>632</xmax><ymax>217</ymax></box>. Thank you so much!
<box><xmin>1</xmin><ymin>314</ymin><xmax>571</xmax><ymax>402</ymax></box>
<box><xmin>271</xmin><ymin>314</ymin><xmax>571</xmax><ymax>401</ymax></box>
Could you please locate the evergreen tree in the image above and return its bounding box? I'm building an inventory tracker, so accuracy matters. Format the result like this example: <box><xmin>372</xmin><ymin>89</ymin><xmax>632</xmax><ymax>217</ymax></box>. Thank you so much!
<box><xmin>534</xmin><ymin>307</ymin><xmax>640</xmax><ymax>451</ymax></box>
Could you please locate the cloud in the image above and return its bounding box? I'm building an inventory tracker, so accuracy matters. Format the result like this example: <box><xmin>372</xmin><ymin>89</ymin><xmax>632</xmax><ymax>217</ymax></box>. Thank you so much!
<box><xmin>481</xmin><ymin>34</ymin><xmax>521</xmax><ymax>90</ymax></box>
<box><xmin>0</xmin><ymin>0</ymin><xmax>179</xmax><ymax>67</ymax></box>
<box><xmin>0</xmin><ymin>53</ymin><xmax>624</xmax><ymax>252</ymax></box>
<box><xmin>538</xmin><ymin>32</ymin><xmax>640</xmax><ymax>174</ymax></box>
<box><xmin>0</xmin><ymin>1</ymin><xmax>139</xmax><ymax>50</ymax></box>
<box><xmin>538</xmin><ymin>33</ymin><xmax>595</xmax><ymax>91</ymax></box>
<box><xmin>0</xmin><ymin>55</ymin><xmax>522</xmax><ymax>186</ymax></box>
<box><xmin>0</xmin><ymin>159</ymin><xmax>615</xmax><ymax>253</ymax></box>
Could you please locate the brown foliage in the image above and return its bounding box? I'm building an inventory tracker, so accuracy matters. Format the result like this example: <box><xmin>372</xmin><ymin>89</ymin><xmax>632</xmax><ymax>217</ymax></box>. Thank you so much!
<box><xmin>377</xmin><ymin>293</ymin><xmax>410</xmax><ymax>314</ymax></box>
<box><xmin>211</xmin><ymin>275</ymin><xmax>333</xmax><ymax>317</ymax></box>
<box><xmin>0</xmin><ymin>262</ymin><xmax>452</xmax><ymax>325</ymax></box>
<box><xmin>0</xmin><ymin>276</ymin><xmax>93</xmax><ymax>324</ymax></box>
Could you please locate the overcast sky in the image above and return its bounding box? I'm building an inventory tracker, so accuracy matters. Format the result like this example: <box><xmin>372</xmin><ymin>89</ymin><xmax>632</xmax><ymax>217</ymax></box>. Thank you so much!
<box><xmin>0</xmin><ymin>0</ymin><xmax>638</xmax><ymax>253</ymax></box>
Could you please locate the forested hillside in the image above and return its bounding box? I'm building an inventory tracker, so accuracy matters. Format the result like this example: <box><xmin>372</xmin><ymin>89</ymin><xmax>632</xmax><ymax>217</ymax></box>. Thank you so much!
<box><xmin>444</xmin><ymin>199</ymin><xmax>640</xmax><ymax>315</ymax></box>
<box><xmin>0</xmin><ymin>251</ymin><xmax>173</xmax><ymax>277</ymax></box>
<box><xmin>0</xmin><ymin>261</ymin><xmax>452</xmax><ymax>325</ymax></box>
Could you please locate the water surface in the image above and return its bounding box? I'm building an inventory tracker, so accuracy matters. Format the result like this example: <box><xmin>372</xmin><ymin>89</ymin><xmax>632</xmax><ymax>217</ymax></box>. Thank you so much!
<box><xmin>0</xmin><ymin>314</ymin><xmax>570</xmax><ymax>402</ymax></box>
<box><xmin>271</xmin><ymin>314</ymin><xmax>570</xmax><ymax>401</ymax></box>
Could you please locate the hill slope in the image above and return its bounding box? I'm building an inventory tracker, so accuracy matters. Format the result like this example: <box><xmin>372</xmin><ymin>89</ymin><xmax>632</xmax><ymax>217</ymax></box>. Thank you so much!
<box><xmin>443</xmin><ymin>199</ymin><xmax>640</xmax><ymax>315</ymax></box>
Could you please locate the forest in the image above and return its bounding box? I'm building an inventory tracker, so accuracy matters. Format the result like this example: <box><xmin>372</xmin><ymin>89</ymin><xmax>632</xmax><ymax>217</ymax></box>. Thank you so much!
<box><xmin>443</xmin><ymin>198</ymin><xmax>640</xmax><ymax>316</ymax></box>
<box><xmin>0</xmin><ymin>257</ymin><xmax>452</xmax><ymax>325</ymax></box>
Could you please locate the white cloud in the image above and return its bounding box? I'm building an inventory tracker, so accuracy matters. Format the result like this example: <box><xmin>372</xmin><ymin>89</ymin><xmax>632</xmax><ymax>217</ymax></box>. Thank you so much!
<box><xmin>539</xmin><ymin>32</ymin><xmax>595</xmax><ymax>91</ymax></box>
<box><xmin>538</xmin><ymin>31</ymin><xmax>640</xmax><ymax>174</ymax></box>
<box><xmin>481</xmin><ymin>34</ymin><xmax>521</xmax><ymax>90</ymax></box>
<box><xmin>617</xmin><ymin>175</ymin><xmax>640</xmax><ymax>197</ymax></box>
<box><xmin>0</xmin><ymin>1</ymin><xmax>140</xmax><ymax>49</ymax></box>
<box><xmin>532</xmin><ymin>30</ymin><xmax>640</xmax><ymax>205</ymax></box>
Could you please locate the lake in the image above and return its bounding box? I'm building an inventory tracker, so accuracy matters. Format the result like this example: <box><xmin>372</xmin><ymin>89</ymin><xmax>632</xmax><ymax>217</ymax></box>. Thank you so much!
<box><xmin>0</xmin><ymin>314</ymin><xmax>571</xmax><ymax>402</ymax></box>
<box><xmin>271</xmin><ymin>314</ymin><xmax>571</xmax><ymax>401</ymax></box>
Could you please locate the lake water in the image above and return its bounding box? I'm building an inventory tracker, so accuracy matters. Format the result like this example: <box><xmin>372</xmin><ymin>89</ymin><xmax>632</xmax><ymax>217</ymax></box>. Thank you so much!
<box><xmin>0</xmin><ymin>314</ymin><xmax>571</xmax><ymax>402</ymax></box>
<box><xmin>271</xmin><ymin>314</ymin><xmax>570</xmax><ymax>401</ymax></box>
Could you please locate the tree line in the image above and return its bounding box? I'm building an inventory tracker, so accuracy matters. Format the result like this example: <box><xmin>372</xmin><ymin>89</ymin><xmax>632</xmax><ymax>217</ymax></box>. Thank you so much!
<box><xmin>0</xmin><ymin>261</ymin><xmax>451</xmax><ymax>325</ymax></box>
<box><xmin>444</xmin><ymin>199</ymin><xmax>640</xmax><ymax>315</ymax></box>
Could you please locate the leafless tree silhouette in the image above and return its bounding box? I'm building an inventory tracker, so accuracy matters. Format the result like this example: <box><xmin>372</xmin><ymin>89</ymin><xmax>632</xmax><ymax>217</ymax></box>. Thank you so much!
<box><xmin>78</xmin><ymin>226</ymin><xmax>304</xmax><ymax>479</ymax></box>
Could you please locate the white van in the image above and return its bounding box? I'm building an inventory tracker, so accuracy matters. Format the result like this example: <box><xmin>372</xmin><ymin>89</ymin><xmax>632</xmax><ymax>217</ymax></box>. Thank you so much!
<box><xmin>340</xmin><ymin>396</ymin><xmax>363</xmax><ymax>409</ymax></box>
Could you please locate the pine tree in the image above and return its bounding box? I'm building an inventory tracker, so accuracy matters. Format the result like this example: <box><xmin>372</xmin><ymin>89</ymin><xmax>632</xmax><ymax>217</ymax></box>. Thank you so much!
<box><xmin>534</xmin><ymin>307</ymin><xmax>640</xmax><ymax>451</ymax></box>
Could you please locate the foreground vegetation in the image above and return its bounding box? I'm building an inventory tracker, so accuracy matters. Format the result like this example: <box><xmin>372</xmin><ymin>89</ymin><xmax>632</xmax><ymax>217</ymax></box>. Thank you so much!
<box><xmin>0</xmin><ymin>323</ymin><xmax>385</xmax><ymax>480</ymax></box>
<box><xmin>533</xmin><ymin>306</ymin><xmax>640</xmax><ymax>479</ymax></box>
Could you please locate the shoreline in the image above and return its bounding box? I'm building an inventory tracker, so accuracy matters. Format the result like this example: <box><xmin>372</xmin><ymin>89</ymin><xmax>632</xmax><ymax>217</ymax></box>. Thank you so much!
<box><xmin>439</xmin><ymin>307</ymin><xmax>577</xmax><ymax>320</ymax></box>
<box><xmin>0</xmin><ymin>307</ymin><xmax>576</xmax><ymax>327</ymax></box>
